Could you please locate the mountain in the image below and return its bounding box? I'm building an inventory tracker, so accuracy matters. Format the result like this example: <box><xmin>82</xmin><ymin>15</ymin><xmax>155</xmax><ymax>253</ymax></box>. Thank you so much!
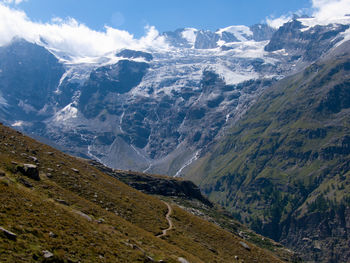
<box><xmin>0</xmin><ymin>38</ymin><xmax>65</xmax><ymax>121</ymax></box>
<box><xmin>185</xmin><ymin>40</ymin><xmax>350</xmax><ymax>262</ymax></box>
<box><xmin>1</xmin><ymin>16</ymin><xmax>350</xmax><ymax>261</ymax></box>
<box><xmin>2</xmin><ymin>17</ymin><xmax>350</xmax><ymax>178</ymax></box>
<box><xmin>163</xmin><ymin>24</ymin><xmax>275</xmax><ymax>49</ymax></box>
<box><xmin>0</xmin><ymin>123</ymin><xmax>287</xmax><ymax>262</ymax></box>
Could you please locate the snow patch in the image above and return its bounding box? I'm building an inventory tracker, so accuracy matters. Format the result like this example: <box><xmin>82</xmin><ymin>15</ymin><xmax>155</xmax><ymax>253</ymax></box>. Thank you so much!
<box><xmin>12</xmin><ymin>121</ymin><xmax>24</xmax><ymax>127</ymax></box>
<box><xmin>181</xmin><ymin>28</ymin><xmax>198</xmax><ymax>47</ymax></box>
<box><xmin>217</xmin><ymin>25</ymin><xmax>253</xmax><ymax>42</ymax></box>
<box><xmin>54</xmin><ymin>103</ymin><xmax>78</xmax><ymax>122</ymax></box>
<box><xmin>212</xmin><ymin>63</ymin><xmax>258</xmax><ymax>85</ymax></box>
<box><xmin>174</xmin><ymin>150</ymin><xmax>200</xmax><ymax>177</ymax></box>
<box><xmin>298</xmin><ymin>16</ymin><xmax>350</xmax><ymax>32</ymax></box>
<box><xmin>227</xmin><ymin>40</ymin><xmax>268</xmax><ymax>58</ymax></box>
<box><xmin>335</xmin><ymin>27</ymin><xmax>350</xmax><ymax>47</ymax></box>
<box><xmin>225</xmin><ymin>114</ymin><xmax>230</xmax><ymax>123</ymax></box>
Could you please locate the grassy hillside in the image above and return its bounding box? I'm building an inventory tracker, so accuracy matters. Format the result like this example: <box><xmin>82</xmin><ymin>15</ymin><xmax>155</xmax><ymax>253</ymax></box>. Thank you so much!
<box><xmin>186</xmin><ymin>42</ymin><xmax>350</xmax><ymax>262</ymax></box>
<box><xmin>0</xmin><ymin>123</ymin><xmax>283</xmax><ymax>262</ymax></box>
<box><xmin>90</xmin><ymin>160</ymin><xmax>297</xmax><ymax>261</ymax></box>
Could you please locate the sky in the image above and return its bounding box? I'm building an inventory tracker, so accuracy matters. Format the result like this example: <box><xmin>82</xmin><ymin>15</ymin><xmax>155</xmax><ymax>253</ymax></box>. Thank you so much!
<box><xmin>0</xmin><ymin>0</ymin><xmax>350</xmax><ymax>58</ymax></box>
<box><xmin>13</xmin><ymin>0</ymin><xmax>312</xmax><ymax>37</ymax></box>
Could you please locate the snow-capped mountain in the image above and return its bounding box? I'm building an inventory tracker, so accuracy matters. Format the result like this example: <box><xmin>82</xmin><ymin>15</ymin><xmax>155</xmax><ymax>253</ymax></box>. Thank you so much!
<box><xmin>1</xmin><ymin>17</ymin><xmax>350</xmax><ymax>176</ymax></box>
<box><xmin>163</xmin><ymin>24</ymin><xmax>275</xmax><ymax>49</ymax></box>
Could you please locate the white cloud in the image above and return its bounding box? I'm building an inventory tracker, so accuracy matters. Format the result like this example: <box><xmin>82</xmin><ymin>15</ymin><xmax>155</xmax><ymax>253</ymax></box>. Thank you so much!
<box><xmin>266</xmin><ymin>0</ymin><xmax>350</xmax><ymax>29</ymax></box>
<box><xmin>0</xmin><ymin>3</ymin><xmax>169</xmax><ymax>60</ymax></box>
<box><xmin>312</xmin><ymin>0</ymin><xmax>350</xmax><ymax>20</ymax></box>
<box><xmin>266</xmin><ymin>15</ymin><xmax>293</xmax><ymax>29</ymax></box>
<box><xmin>2</xmin><ymin>0</ymin><xmax>26</xmax><ymax>5</ymax></box>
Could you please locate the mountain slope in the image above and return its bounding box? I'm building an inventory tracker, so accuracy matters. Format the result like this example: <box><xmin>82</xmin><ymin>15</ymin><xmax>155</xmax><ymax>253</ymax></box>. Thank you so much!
<box><xmin>186</xmin><ymin>41</ymin><xmax>350</xmax><ymax>262</ymax></box>
<box><xmin>89</xmin><ymin>160</ymin><xmax>298</xmax><ymax>262</ymax></box>
<box><xmin>1</xmin><ymin>17</ymin><xmax>350</xmax><ymax>177</ymax></box>
<box><xmin>0</xmin><ymin>123</ymin><xmax>284</xmax><ymax>263</ymax></box>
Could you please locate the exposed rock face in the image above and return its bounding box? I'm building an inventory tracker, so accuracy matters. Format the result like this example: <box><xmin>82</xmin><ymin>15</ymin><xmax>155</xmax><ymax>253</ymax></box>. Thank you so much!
<box><xmin>79</xmin><ymin>60</ymin><xmax>150</xmax><ymax>118</ymax></box>
<box><xmin>163</xmin><ymin>24</ymin><xmax>276</xmax><ymax>49</ymax></box>
<box><xmin>17</xmin><ymin>164</ymin><xmax>40</xmax><ymax>181</ymax></box>
<box><xmin>265</xmin><ymin>19</ymin><xmax>349</xmax><ymax>61</ymax></box>
<box><xmin>0</xmin><ymin>38</ymin><xmax>64</xmax><ymax>120</ymax></box>
<box><xmin>194</xmin><ymin>30</ymin><xmax>220</xmax><ymax>49</ymax></box>
<box><xmin>250</xmin><ymin>24</ymin><xmax>276</xmax><ymax>41</ymax></box>
<box><xmin>90</xmin><ymin>160</ymin><xmax>212</xmax><ymax>207</ymax></box>
<box><xmin>116</xmin><ymin>49</ymin><xmax>154</xmax><ymax>61</ymax></box>
<box><xmin>281</xmin><ymin>205</ymin><xmax>350</xmax><ymax>263</ymax></box>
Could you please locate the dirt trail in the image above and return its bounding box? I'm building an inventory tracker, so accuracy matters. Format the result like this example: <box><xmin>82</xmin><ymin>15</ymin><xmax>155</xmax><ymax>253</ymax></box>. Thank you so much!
<box><xmin>156</xmin><ymin>201</ymin><xmax>173</xmax><ymax>238</ymax></box>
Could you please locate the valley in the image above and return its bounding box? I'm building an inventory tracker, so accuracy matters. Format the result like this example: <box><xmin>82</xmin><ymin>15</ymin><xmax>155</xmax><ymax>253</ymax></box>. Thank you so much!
<box><xmin>0</xmin><ymin>6</ymin><xmax>350</xmax><ymax>262</ymax></box>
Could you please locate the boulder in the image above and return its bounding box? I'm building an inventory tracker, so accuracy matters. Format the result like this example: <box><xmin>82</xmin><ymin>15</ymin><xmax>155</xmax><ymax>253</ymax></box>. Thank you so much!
<box><xmin>178</xmin><ymin>258</ymin><xmax>189</xmax><ymax>263</ymax></box>
<box><xmin>42</xmin><ymin>250</ymin><xmax>54</xmax><ymax>259</ymax></box>
<box><xmin>0</xmin><ymin>226</ymin><xmax>17</xmax><ymax>240</ymax></box>
<box><xmin>18</xmin><ymin>177</ymin><xmax>33</xmax><ymax>188</ymax></box>
<box><xmin>239</xmin><ymin>241</ymin><xmax>251</xmax><ymax>251</ymax></box>
<box><xmin>17</xmin><ymin>164</ymin><xmax>40</xmax><ymax>181</ymax></box>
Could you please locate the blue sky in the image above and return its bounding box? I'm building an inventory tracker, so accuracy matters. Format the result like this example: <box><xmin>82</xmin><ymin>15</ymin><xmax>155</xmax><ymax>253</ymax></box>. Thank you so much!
<box><xmin>1</xmin><ymin>0</ymin><xmax>348</xmax><ymax>58</ymax></box>
<box><xmin>17</xmin><ymin>0</ymin><xmax>312</xmax><ymax>37</ymax></box>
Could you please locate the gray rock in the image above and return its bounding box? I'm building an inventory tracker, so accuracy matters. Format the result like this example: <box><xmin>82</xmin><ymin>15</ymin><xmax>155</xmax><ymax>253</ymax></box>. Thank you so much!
<box><xmin>178</xmin><ymin>258</ymin><xmax>189</xmax><ymax>263</ymax></box>
<box><xmin>145</xmin><ymin>256</ymin><xmax>155</xmax><ymax>262</ymax></box>
<box><xmin>55</xmin><ymin>199</ymin><xmax>68</xmax><ymax>206</ymax></box>
<box><xmin>29</xmin><ymin>156</ymin><xmax>38</xmax><ymax>162</ymax></box>
<box><xmin>42</xmin><ymin>250</ymin><xmax>54</xmax><ymax>259</ymax></box>
<box><xmin>18</xmin><ymin>177</ymin><xmax>33</xmax><ymax>188</ymax></box>
<box><xmin>17</xmin><ymin>164</ymin><xmax>40</xmax><ymax>181</ymax></box>
<box><xmin>97</xmin><ymin>218</ymin><xmax>105</xmax><ymax>224</ymax></box>
<box><xmin>49</xmin><ymin>231</ymin><xmax>57</xmax><ymax>238</ymax></box>
<box><xmin>239</xmin><ymin>241</ymin><xmax>251</xmax><ymax>251</ymax></box>
<box><xmin>0</xmin><ymin>226</ymin><xmax>17</xmax><ymax>240</ymax></box>
<box><xmin>74</xmin><ymin>210</ymin><xmax>92</xmax><ymax>221</ymax></box>
<box><xmin>71</xmin><ymin>168</ymin><xmax>79</xmax><ymax>173</ymax></box>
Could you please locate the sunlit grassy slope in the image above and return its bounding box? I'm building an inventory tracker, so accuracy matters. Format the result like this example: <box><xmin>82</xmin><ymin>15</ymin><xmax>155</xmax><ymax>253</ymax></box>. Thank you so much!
<box><xmin>0</xmin><ymin>123</ymin><xmax>283</xmax><ymax>262</ymax></box>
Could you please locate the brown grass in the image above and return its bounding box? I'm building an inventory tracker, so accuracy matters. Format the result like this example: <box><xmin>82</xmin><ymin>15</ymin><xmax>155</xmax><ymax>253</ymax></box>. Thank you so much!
<box><xmin>0</xmin><ymin>124</ymin><xmax>284</xmax><ymax>262</ymax></box>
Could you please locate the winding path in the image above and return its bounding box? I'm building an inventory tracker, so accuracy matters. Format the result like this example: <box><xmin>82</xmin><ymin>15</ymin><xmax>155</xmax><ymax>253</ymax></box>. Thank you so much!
<box><xmin>156</xmin><ymin>201</ymin><xmax>173</xmax><ymax>238</ymax></box>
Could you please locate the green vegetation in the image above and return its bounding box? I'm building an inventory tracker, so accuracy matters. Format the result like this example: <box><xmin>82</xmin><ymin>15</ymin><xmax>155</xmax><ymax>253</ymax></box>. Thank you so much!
<box><xmin>186</xmin><ymin>43</ymin><xmax>350</xmax><ymax>262</ymax></box>
<box><xmin>0</xmin><ymin>124</ymin><xmax>283</xmax><ymax>262</ymax></box>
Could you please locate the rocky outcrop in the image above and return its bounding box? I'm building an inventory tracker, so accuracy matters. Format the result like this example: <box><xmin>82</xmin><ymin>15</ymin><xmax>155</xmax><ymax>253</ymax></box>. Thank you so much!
<box><xmin>265</xmin><ymin>20</ymin><xmax>349</xmax><ymax>61</ymax></box>
<box><xmin>79</xmin><ymin>60</ymin><xmax>149</xmax><ymax>118</ymax></box>
<box><xmin>17</xmin><ymin>164</ymin><xmax>40</xmax><ymax>181</ymax></box>
<box><xmin>281</xmin><ymin>205</ymin><xmax>350</xmax><ymax>263</ymax></box>
<box><xmin>90</xmin><ymin>160</ymin><xmax>212</xmax><ymax>207</ymax></box>
<box><xmin>0</xmin><ymin>38</ymin><xmax>64</xmax><ymax>120</ymax></box>
<box><xmin>116</xmin><ymin>49</ymin><xmax>153</xmax><ymax>61</ymax></box>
